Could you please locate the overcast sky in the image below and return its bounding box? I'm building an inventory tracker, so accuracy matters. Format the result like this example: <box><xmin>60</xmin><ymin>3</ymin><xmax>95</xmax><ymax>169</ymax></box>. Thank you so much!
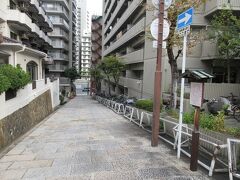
<box><xmin>87</xmin><ymin>0</ymin><xmax>103</xmax><ymax>16</ymax></box>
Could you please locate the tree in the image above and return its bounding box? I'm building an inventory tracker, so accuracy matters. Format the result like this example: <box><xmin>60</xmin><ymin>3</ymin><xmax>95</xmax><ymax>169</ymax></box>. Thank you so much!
<box><xmin>90</xmin><ymin>65</ymin><xmax>103</xmax><ymax>94</ymax></box>
<box><xmin>208</xmin><ymin>9</ymin><xmax>240</xmax><ymax>83</ymax></box>
<box><xmin>146</xmin><ymin>0</ymin><xmax>205</xmax><ymax>108</ymax></box>
<box><xmin>99</xmin><ymin>55</ymin><xmax>125</xmax><ymax>96</ymax></box>
<box><xmin>64</xmin><ymin>67</ymin><xmax>78</xmax><ymax>82</ymax></box>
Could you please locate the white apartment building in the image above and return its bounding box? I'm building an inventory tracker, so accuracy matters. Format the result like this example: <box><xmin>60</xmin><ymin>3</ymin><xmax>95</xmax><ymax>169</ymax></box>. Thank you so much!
<box><xmin>0</xmin><ymin>0</ymin><xmax>53</xmax><ymax>81</ymax></box>
<box><xmin>76</xmin><ymin>7</ymin><xmax>81</xmax><ymax>71</ymax></box>
<box><xmin>78</xmin><ymin>0</ymin><xmax>90</xmax><ymax>35</ymax></box>
<box><xmin>81</xmin><ymin>33</ymin><xmax>91</xmax><ymax>79</ymax></box>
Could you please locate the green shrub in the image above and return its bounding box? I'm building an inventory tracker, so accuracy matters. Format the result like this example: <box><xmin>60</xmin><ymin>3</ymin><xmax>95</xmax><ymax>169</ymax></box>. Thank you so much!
<box><xmin>183</xmin><ymin>111</ymin><xmax>224</xmax><ymax>131</ymax></box>
<box><xmin>226</xmin><ymin>128</ymin><xmax>240</xmax><ymax>138</ymax></box>
<box><xmin>213</xmin><ymin>111</ymin><xmax>225</xmax><ymax>131</ymax></box>
<box><xmin>135</xmin><ymin>99</ymin><xmax>153</xmax><ymax>112</ymax></box>
<box><xmin>200</xmin><ymin>112</ymin><xmax>215</xmax><ymax>129</ymax></box>
<box><xmin>0</xmin><ymin>64</ymin><xmax>30</xmax><ymax>90</ymax></box>
<box><xmin>0</xmin><ymin>73</ymin><xmax>11</xmax><ymax>94</ymax></box>
<box><xmin>59</xmin><ymin>95</ymin><xmax>65</xmax><ymax>105</ymax></box>
<box><xmin>166</xmin><ymin>109</ymin><xmax>179</xmax><ymax>119</ymax></box>
<box><xmin>183</xmin><ymin>111</ymin><xmax>194</xmax><ymax>124</ymax></box>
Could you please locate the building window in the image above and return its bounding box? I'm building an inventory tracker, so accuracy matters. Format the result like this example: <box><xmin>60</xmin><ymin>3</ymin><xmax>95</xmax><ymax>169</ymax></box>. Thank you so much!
<box><xmin>27</xmin><ymin>61</ymin><xmax>38</xmax><ymax>81</ymax></box>
<box><xmin>10</xmin><ymin>32</ymin><xmax>17</xmax><ymax>40</ymax></box>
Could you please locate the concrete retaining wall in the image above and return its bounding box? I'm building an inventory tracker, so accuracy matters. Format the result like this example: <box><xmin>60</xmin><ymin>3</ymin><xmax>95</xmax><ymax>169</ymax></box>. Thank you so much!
<box><xmin>0</xmin><ymin>90</ymin><xmax>53</xmax><ymax>150</ymax></box>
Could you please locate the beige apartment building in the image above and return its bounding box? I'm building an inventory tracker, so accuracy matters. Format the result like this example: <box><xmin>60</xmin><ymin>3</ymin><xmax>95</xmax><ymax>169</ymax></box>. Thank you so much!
<box><xmin>0</xmin><ymin>0</ymin><xmax>53</xmax><ymax>81</ymax></box>
<box><xmin>102</xmin><ymin>0</ymin><xmax>240</xmax><ymax>99</ymax></box>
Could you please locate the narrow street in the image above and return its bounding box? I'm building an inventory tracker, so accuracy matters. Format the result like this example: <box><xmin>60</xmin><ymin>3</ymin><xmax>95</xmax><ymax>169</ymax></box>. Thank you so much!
<box><xmin>0</xmin><ymin>96</ymin><xmax>209</xmax><ymax>179</ymax></box>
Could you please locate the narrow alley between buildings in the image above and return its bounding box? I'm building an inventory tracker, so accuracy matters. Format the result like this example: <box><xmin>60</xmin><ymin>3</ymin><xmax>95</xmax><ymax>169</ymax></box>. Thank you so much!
<box><xmin>0</xmin><ymin>96</ymin><xmax>217</xmax><ymax>179</ymax></box>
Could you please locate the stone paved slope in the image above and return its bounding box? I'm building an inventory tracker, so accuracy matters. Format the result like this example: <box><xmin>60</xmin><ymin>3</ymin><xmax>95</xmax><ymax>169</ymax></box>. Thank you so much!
<box><xmin>0</xmin><ymin>96</ymin><xmax>209</xmax><ymax>179</ymax></box>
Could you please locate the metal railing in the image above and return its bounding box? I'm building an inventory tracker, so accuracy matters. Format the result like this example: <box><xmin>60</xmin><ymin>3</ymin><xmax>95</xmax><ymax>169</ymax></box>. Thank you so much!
<box><xmin>95</xmin><ymin>96</ymin><xmax>240</xmax><ymax>177</ymax></box>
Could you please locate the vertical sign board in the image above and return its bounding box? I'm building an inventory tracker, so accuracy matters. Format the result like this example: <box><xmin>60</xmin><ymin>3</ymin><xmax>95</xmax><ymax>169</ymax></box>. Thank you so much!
<box><xmin>190</xmin><ymin>83</ymin><xmax>204</xmax><ymax>107</ymax></box>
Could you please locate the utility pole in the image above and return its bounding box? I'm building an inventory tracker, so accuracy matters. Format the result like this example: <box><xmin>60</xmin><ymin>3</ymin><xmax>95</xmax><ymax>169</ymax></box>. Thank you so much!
<box><xmin>151</xmin><ymin>0</ymin><xmax>165</xmax><ymax>147</ymax></box>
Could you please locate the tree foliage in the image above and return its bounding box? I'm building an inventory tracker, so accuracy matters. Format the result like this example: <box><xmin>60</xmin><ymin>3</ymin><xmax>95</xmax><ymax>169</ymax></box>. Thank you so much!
<box><xmin>209</xmin><ymin>9</ymin><xmax>240</xmax><ymax>59</ymax></box>
<box><xmin>90</xmin><ymin>65</ymin><xmax>103</xmax><ymax>93</ymax></box>
<box><xmin>64</xmin><ymin>67</ymin><xmax>79</xmax><ymax>81</ymax></box>
<box><xmin>0</xmin><ymin>64</ymin><xmax>30</xmax><ymax>91</ymax></box>
<box><xmin>99</xmin><ymin>55</ymin><xmax>125</xmax><ymax>95</ymax></box>
<box><xmin>208</xmin><ymin>9</ymin><xmax>240</xmax><ymax>83</ymax></box>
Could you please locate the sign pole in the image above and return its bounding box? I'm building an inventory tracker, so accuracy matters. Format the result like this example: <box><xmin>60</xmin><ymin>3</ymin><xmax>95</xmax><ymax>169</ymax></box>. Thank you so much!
<box><xmin>151</xmin><ymin>0</ymin><xmax>164</xmax><ymax>147</ymax></box>
<box><xmin>177</xmin><ymin>30</ymin><xmax>188</xmax><ymax>158</ymax></box>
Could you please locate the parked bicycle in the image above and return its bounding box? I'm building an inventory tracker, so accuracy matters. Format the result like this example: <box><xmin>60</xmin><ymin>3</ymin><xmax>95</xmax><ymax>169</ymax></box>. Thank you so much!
<box><xmin>206</xmin><ymin>93</ymin><xmax>240</xmax><ymax>121</ymax></box>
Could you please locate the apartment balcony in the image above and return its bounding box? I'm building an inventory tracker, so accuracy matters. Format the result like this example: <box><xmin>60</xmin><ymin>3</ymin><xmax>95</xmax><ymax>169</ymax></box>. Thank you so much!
<box><xmin>104</xmin><ymin>0</ymin><xmax>111</xmax><ymax>13</ymax></box>
<box><xmin>121</xmin><ymin>49</ymin><xmax>144</xmax><ymax>64</ymax></box>
<box><xmin>45</xmin><ymin>0</ymin><xmax>69</xmax><ymax>10</ymax></box>
<box><xmin>201</xmin><ymin>40</ymin><xmax>218</xmax><ymax>60</ymax></box>
<box><xmin>92</xmin><ymin>34</ymin><xmax>101</xmax><ymax>42</ymax></box>
<box><xmin>30</xmin><ymin>0</ymin><xmax>53</xmax><ymax>31</ymax></box>
<box><xmin>44</xmin><ymin>6</ymin><xmax>69</xmax><ymax>22</ymax></box>
<box><xmin>205</xmin><ymin>0</ymin><xmax>240</xmax><ymax>16</ymax></box>
<box><xmin>104</xmin><ymin>0</ymin><xmax>144</xmax><ymax>45</ymax></box>
<box><xmin>104</xmin><ymin>0</ymin><xmax>116</xmax><ymax>24</ymax></box>
<box><xmin>92</xmin><ymin>23</ymin><xmax>102</xmax><ymax>31</ymax></box>
<box><xmin>72</xmin><ymin>0</ymin><xmax>77</xmax><ymax>8</ymax></box>
<box><xmin>48</xmin><ymin>31</ymin><xmax>69</xmax><ymax>41</ymax></box>
<box><xmin>51</xmin><ymin>19</ymin><xmax>70</xmax><ymax>31</ymax></box>
<box><xmin>50</xmin><ymin>53</ymin><xmax>69</xmax><ymax>61</ymax></box>
<box><xmin>48</xmin><ymin>65</ymin><xmax>67</xmax><ymax>72</ymax></box>
<box><xmin>104</xmin><ymin>0</ymin><xmax>125</xmax><ymax>35</ymax></box>
<box><xmin>7</xmin><ymin>10</ymin><xmax>52</xmax><ymax>46</ymax></box>
<box><xmin>119</xmin><ymin>77</ymin><xmax>142</xmax><ymax>91</ymax></box>
<box><xmin>52</xmin><ymin>41</ymin><xmax>69</xmax><ymax>51</ymax></box>
<box><xmin>103</xmin><ymin>17</ymin><xmax>145</xmax><ymax>56</ymax></box>
<box><xmin>15</xmin><ymin>0</ymin><xmax>53</xmax><ymax>31</ymax></box>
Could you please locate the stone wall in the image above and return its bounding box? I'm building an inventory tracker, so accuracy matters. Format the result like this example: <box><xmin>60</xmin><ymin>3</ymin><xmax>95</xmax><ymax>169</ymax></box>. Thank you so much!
<box><xmin>0</xmin><ymin>90</ymin><xmax>53</xmax><ymax>150</ymax></box>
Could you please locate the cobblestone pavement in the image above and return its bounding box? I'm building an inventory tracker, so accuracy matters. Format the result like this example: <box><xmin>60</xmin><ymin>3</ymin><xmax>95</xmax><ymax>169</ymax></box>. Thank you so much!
<box><xmin>0</xmin><ymin>96</ymin><xmax>210</xmax><ymax>180</ymax></box>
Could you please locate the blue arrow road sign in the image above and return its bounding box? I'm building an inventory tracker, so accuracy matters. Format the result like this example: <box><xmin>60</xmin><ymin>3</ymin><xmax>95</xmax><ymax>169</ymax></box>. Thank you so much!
<box><xmin>177</xmin><ymin>7</ymin><xmax>194</xmax><ymax>31</ymax></box>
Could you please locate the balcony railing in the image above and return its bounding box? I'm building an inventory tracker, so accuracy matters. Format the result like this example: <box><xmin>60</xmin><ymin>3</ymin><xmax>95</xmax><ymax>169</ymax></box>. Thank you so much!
<box><xmin>119</xmin><ymin>77</ymin><xmax>143</xmax><ymax>92</ymax></box>
<box><xmin>121</xmin><ymin>49</ymin><xmax>144</xmax><ymax>64</ymax></box>
<box><xmin>103</xmin><ymin>17</ymin><xmax>145</xmax><ymax>56</ymax></box>
<box><xmin>48</xmin><ymin>65</ymin><xmax>67</xmax><ymax>72</ymax></box>
<box><xmin>205</xmin><ymin>0</ymin><xmax>240</xmax><ymax>15</ymax></box>
<box><xmin>7</xmin><ymin>10</ymin><xmax>52</xmax><ymax>46</ymax></box>
<box><xmin>48</xmin><ymin>30</ymin><xmax>69</xmax><ymax>39</ymax></box>
<box><xmin>104</xmin><ymin>0</ymin><xmax>144</xmax><ymax>45</ymax></box>
<box><xmin>49</xmin><ymin>53</ymin><xmax>68</xmax><ymax>60</ymax></box>
<box><xmin>51</xmin><ymin>18</ymin><xmax>69</xmax><ymax>29</ymax></box>
<box><xmin>52</xmin><ymin>41</ymin><xmax>69</xmax><ymax>50</ymax></box>
<box><xmin>44</xmin><ymin>5</ymin><xmax>69</xmax><ymax>20</ymax></box>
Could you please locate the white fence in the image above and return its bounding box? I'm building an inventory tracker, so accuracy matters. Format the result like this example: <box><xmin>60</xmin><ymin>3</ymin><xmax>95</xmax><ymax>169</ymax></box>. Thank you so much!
<box><xmin>0</xmin><ymin>78</ymin><xmax>60</xmax><ymax>120</ymax></box>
